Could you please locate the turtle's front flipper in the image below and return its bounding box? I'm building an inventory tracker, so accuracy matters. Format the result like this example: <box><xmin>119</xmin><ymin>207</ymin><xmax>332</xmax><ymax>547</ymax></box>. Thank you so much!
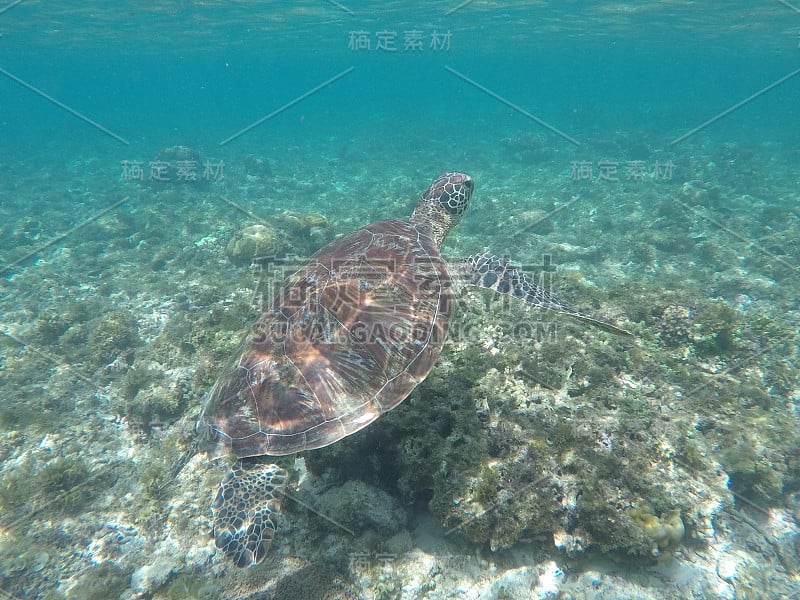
<box><xmin>211</xmin><ymin>460</ymin><xmax>288</xmax><ymax>568</ymax></box>
<box><xmin>457</xmin><ymin>253</ymin><xmax>633</xmax><ymax>337</ymax></box>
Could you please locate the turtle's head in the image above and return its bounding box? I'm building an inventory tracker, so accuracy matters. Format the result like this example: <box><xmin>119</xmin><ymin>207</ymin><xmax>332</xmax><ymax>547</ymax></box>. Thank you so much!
<box><xmin>411</xmin><ymin>172</ymin><xmax>474</xmax><ymax>246</ymax></box>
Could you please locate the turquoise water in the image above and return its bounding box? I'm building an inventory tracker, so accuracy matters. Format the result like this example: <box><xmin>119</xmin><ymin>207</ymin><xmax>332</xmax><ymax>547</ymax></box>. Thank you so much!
<box><xmin>1</xmin><ymin>2</ymin><xmax>799</xmax><ymax>599</ymax></box>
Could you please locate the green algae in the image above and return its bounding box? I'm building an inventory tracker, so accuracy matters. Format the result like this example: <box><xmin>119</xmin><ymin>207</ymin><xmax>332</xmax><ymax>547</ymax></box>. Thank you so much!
<box><xmin>451</xmin><ymin>443</ymin><xmax>561</xmax><ymax>551</ymax></box>
<box><xmin>137</xmin><ymin>383</ymin><xmax>183</xmax><ymax>417</ymax></box>
<box><xmin>120</xmin><ymin>365</ymin><xmax>163</xmax><ymax>400</ymax></box>
<box><xmin>474</xmin><ymin>464</ymin><xmax>500</xmax><ymax>505</ymax></box>
<box><xmin>135</xmin><ymin>427</ymin><xmax>191</xmax><ymax>502</ymax></box>
<box><xmin>40</xmin><ymin>457</ymin><xmax>89</xmax><ymax>495</ymax></box>
<box><xmin>0</xmin><ymin>456</ymin><xmax>95</xmax><ymax>515</ymax></box>
<box><xmin>692</xmin><ymin>300</ymin><xmax>741</xmax><ymax>355</ymax></box>
<box><xmin>721</xmin><ymin>432</ymin><xmax>785</xmax><ymax>502</ymax></box>
<box><xmin>33</xmin><ymin>310</ymin><xmax>70</xmax><ymax>343</ymax></box>
<box><xmin>304</xmin><ymin>288</ymin><xmax>685</xmax><ymax>557</ymax></box>
<box><xmin>0</xmin><ymin>350</ymin><xmax>71</xmax><ymax>430</ymax></box>
<box><xmin>123</xmin><ymin>384</ymin><xmax>184</xmax><ymax>429</ymax></box>
<box><xmin>575</xmin><ymin>482</ymin><xmax>652</xmax><ymax>557</ymax></box>
<box><xmin>677</xmin><ymin>432</ymin><xmax>707</xmax><ymax>470</ymax></box>
<box><xmin>113</xmin><ymin>365</ymin><xmax>189</xmax><ymax>431</ymax></box>
<box><xmin>55</xmin><ymin>306</ymin><xmax>141</xmax><ymax>367</ymax></box>
<box><xmin>88</xmin><ymin>310</ymin><xmax>141</xmax><ymax>365</ymax></box>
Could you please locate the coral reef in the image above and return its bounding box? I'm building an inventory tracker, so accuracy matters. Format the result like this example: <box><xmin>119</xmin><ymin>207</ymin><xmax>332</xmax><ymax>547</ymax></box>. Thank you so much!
<box><xmin>656</xmin><ymin>304</ymin><xmax>693</xmax><ymax>346</ymax></box>
<box><xmin>305</xmin><ymin>280</ymin><xmax>787</xmax><ymax>563</ymax></box>
<box><xmin>87</xmin><ymin>310</ymin><xmax>141</xmax><ymax>366</ymax></box>
<box><xmin>225</xmin><ymin>223</ymin><xmax>287</xmax><ymax>265</ymax></box>
<box><xmin>315</xmin><ymin>480</ymin><xmax>407</xmax><ymax>536</ymax></box>
<box><xmin>629</xmin><ymin>505</ymin><xmax>685</xmax><ymax>555</ymax></box>
<box><xmin>275</xmin><ymin>210</ymin><xmax>332</xmax><ymax>253</ymax></box>
<box><xmin>1</xmin><ymin>126</ymin><xmax>798</xmax><ymax>600</ymax></box>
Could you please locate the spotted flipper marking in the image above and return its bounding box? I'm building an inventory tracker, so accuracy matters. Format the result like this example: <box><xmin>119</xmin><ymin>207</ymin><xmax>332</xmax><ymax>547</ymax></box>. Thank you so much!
<box><xmin>459</xmin><ymin>253</ymin><xmax>633</xmax><ymax>337</ymax></box>
<box><xmin>211</xmin><ymin>461</ymin><xmax>288</xmax><ymax>568</ymax></box>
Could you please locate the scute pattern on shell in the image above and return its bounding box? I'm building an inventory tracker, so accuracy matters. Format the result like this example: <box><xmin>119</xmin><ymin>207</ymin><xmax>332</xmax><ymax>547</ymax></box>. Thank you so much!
<box><xmin>200</xmin><ymin>219</ymin><xmax>452</xmax><ymax>457</ymax></box>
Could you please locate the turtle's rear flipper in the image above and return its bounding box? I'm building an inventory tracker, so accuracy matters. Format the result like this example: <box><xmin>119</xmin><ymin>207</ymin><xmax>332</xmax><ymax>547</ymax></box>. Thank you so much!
<box><xmin>457</xmin><ymin>253</ymin><xmax>633</xmax><ymax>337</ymax></box>
<box><xmin>211</xmin><ymin>461</ymin><xmax>288</xmax><ymax>568</ymax></box>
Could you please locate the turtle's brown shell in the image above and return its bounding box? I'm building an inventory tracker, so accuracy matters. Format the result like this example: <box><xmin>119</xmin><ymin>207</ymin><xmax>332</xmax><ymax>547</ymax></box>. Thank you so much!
<box><xmin>200</xmin><ymin>219</ymin><xmax>452</xmax><ymax>458</ymax></box>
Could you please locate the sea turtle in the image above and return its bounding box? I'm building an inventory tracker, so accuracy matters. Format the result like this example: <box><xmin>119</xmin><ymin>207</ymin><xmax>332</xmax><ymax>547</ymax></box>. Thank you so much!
<box><xmin>194</xmin><ymin>172</ymin><xmax>631</xmax><ymax>568</ymax></box>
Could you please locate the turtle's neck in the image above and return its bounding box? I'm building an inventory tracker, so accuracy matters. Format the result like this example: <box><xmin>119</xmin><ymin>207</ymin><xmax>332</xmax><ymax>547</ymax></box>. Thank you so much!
<box><xmin>410</xmin><ymin>203</ymin><xmax>458</xmax><ymax>248</ymax></box>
